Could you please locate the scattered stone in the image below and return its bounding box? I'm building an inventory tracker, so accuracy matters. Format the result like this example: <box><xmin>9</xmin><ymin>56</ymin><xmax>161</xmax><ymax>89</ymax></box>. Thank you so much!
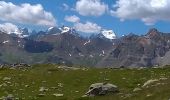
<box><xmin>50</xmin><ymin>87</ymin><xmax>57</xmax><ymax>89</ymax></box>
<box><xmin>0</xmin><ymin>96</ymin><xmax>5</xmax><ymax>100</ymax></box>
<box><xmin>5</xmin><ymin>94</ymin><xmax>14</xmax><ymax>100</ymax></box>
<box><xmin>142</xmin><ymin>79</ymin><xmax>159</xmax><ymax>88</ymax></box>
<box><xmin>123</xmin><ymin>93</ymin><xmax>133</xmax><ymax>99</ymax></box>
<box><xmin>25</xmin><ymin>85</ymin><xmax>29</xmax><ymax>88</ymax></box>
<box><xmin>6</xmin><ymin>81</ymin><xmax>11</xmax><ymax>84</ymax></box>
<box><xmin>75</xmin><ymin>91</ymin><xmax>79</xmax><ymax>93</ymax></box>
<box><xmin>39</xmin><ymin>87</ymin><xmax>48</xmax><ymax>92</ymax></box>
<box><xmin>0</xmin><ymin>83</ymin><xmax>7</xmax><ymax>87</ymax></box>
<box><xmin>3</xmin><ymin>77</ymin><xmax>11</xmax><ymax>81</ymax></box>
<box><xmin>159</xmin><ymin>77</ymin><xmax>168</xmax><ymax>80</ymax></box>
<box><xmin>82</xmin><ymin>68</ymin><xmax>88</xmax><ymax>71</ymax></box>
<box><xmin>15</xmin><ymin>97</ymin><xmax>19</xmax><ymax>100</ymax></box>
<box><xmin>85</xmin><ymin>82</ymin><xmax>119</xmax><ymax>96</ymax></box>
<box><xmin>52</xmin><ymin>93</ymin><xmax>64</xmax><ymax>97</ymax></box>
<box><xmin>133</xmin><ymin>88</ymin><xmax>142</xmax><ymax>92</ymax></box>
<box><xmin>58</xmin><ymin>65</ymin><xmax>81</xmax><ymax>71</ymax></box>
<box><xmin>58</xmin><ymin>83</ymin><xmax>63</xmax><ymax>87</ymax></box>
<box><xmin>42</xmin><ymin>81</ymin><xmax>47</xmax><ymax>83</ymax></box>
<box><xmin>153</xmin><ymin>82</ymin><xmax>167</xmax><ymax>86</ymax></box>
<box><xmin>10</xmin><ymin>63</ymin><xmax>31</xmax><ymax>69</ymax></box>
<box><xmin>137</xmin><ymin>84</ymin><xmax>141</xmax><ymax>86</ymax></box>
<box><xmin>146</xmin><ymin>93</ymin><xmax>153</xmax><ymax>97</ymax></box>
<box><xmin>19</xmin><ymin>89</ymin><xmax>24</xmax><ymax>91</ymax></box>
<box><xmin>81</xmin><ymin>95</ymin><xmax>88</xmax><ymax>97</ymax></box>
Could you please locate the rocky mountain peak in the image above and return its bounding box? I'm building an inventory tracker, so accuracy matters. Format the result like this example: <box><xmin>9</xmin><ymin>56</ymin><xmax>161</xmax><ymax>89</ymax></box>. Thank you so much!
<box><xmin>90</xmin><ymin>29</ymin><xmax>116</xmax><ymax>40</ymax></box>
<box><xmin>147</xmin><ymin>28</ymin><xmax>160</xmax><ymax>38</ymax></box>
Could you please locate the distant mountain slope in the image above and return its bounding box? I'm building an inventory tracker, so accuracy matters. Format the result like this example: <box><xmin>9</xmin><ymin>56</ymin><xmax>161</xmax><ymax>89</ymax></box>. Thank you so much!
<box><xmin>97</xmin><ymin>29</ymin><xmax>170</xmax><ymax>67</ymax></box>
<box><xmin>0</xmin><ymin>27</ymin><xmax>170</xmax><ymax>68</ymax></box>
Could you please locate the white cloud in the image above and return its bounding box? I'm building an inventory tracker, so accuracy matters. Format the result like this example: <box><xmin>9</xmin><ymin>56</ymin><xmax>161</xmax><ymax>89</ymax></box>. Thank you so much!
<box><xmin>75</xmin><ymin>0</ymin><xmax>108</xmax><ymax>16</ymax></box>
<box><xmin>64</xmin><ymin>15</ymin><xmax>80</xmax><ymax>23</ymax></box>
<box><xmin>74</xmin><ymin>21</ymin><xmax>101</xmax><ymax>33</ymax></box>
<box><xmin>111</xmin><ymin>0</ymin><xmax>170</xmax><ymax>25</ymax></box>
<box><xmin>0</xmin><ymin>23</ymin><xmax>19</xmax><ymax>34</ymax></box>
<box><xmin>62</xmin><ymin>3</ymin><xmax>69</xmax><ymax>11</ymax></box>
<box><xmin>0</xmin><ymin>1</ymin><xmax>56</xmax><ymax>26</ymax></box>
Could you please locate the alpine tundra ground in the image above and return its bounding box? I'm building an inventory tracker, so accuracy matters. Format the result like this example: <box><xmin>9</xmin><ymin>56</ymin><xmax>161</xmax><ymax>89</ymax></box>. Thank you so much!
<box><xmin>0</xmin><ymin>64</ymin><xmax>170</xmax><ymax>100</ymax></box>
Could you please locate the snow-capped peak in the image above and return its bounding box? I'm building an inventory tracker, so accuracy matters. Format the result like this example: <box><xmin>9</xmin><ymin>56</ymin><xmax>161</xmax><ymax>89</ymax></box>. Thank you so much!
<box><xmin>60</xmin><ymin>26</ymin><xmax>70</xmax><ymax>33</ymax></box>
<box><xmin>101</xmin><ymin>30</ymin><xmax>116</xmax><ymax>40</ymax></box>
<box><xmin>47</xmin><ymin>26</ymin><xmax>73</xmax><ymax>35</ymax></box>
<box><xmin>11</xmin><ymin>28</ymin><xmax>29</xmax><ymax>38</ymax></box>
<box><xmin>46</xmin><ymin>26</ymin><xmax>79</xmax><ymax>36</ymax></box>
<box><xmin>0</xmin><ymin>23</ymin><xmax>29</xmax><ymax>38</ymax></box>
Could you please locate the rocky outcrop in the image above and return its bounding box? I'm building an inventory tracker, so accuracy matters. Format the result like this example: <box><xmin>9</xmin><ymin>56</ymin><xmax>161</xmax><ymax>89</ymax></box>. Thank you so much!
<box><xmin>84</xmin><ymin>83</ymin><xmax>119</xmax><ymax>96</ymax></box>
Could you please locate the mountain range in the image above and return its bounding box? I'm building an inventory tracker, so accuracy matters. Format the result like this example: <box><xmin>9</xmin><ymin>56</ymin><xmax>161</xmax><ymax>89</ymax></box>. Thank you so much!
<box><xmin>0</xmin><ymin>26</ymin><xmax>170</xmax><ymax>68</ymax></box>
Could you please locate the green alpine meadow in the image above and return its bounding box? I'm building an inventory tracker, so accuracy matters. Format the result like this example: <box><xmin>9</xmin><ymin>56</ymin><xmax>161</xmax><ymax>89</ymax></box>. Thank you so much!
<box><xmin>0</xmin><ymin>64</ymin><xmax>170</xmax><ymax>100</ymax></box>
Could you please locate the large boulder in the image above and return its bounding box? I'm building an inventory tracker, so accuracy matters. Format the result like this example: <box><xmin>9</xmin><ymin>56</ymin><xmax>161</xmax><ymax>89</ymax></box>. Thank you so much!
<box><xmin>85</xmin><ymin>83</ymin><xmax>119</xmax><ymax>96</ymax></box>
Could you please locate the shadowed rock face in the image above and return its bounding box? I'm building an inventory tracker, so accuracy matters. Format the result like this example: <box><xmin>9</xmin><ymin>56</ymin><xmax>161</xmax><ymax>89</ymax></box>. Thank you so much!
<box><xmin>24</xmin><ymin>40</ymin><xmax>53</xmax><ymax>53</ymax></box>
<box><xmin>1</xmin><ymin>28</ymin><xmax>170</xmax><ymax>67</ymax></box>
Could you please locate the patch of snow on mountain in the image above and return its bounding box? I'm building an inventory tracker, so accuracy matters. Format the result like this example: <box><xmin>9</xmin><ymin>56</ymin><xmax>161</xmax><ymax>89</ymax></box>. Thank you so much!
<box><xmin>101</xmin><ymin>30</ymin><xmax>116</xmax><ymax>39</ymax></box>
<box><xmin>48</xmin><ymin>27</ymin><xmax>54</xmax><ymax>31</ymax></box>
<box><xmin>3</xmin><ymin>40</ymin><xmax>9</xmax><ymax>44</ymax></box>
<box><xmin>84</xmin><ymin>40</ymin><xmax>91</xmax><ymax>45</ymax></box>
<box><xmin>102</xmin><ymin>50</ymin><xmax>105</xmax><ymax>54</ymax></box>
<box><xmin>61</xmin><ymin>27</ymin><xmax>70</xmax><ymax>33</ymax></box>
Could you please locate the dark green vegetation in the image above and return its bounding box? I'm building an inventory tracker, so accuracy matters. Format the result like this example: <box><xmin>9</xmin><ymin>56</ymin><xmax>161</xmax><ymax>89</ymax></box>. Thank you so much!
<box><xmin>0</xmin><ymin>64</ymin><xmax>170</xmax><ymax>100</ymax></box>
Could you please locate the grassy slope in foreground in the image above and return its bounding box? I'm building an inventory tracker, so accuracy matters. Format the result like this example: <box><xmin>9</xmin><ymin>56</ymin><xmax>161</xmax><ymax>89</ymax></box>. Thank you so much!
<box><xmin>0</xmin><ymin>64</ymin><xmax>170</xmax><ymax>100</ymax></box>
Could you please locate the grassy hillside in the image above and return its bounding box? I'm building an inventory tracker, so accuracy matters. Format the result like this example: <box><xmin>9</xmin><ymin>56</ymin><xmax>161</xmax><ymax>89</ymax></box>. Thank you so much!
<box><xmin>0</xmin><ymin>64</ymin><xmax>170</xmax><ymax>100</ymax></box>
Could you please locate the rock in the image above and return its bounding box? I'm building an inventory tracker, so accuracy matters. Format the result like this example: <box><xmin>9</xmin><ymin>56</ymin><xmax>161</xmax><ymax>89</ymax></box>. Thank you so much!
<box><xmin>75</xmin><ymin>91</ymin><xmax>79</xmax><ymax>93</ymax></box>
<box><xmin>3</xmin><ymin>77</ymin><xmax>11</xmax><ymax>81</ymax></box>
<box><xmin>146</xmin><ymin>93</ymin><xmax>153</xmax><ymax>97</ymax></box>
<box><xmin>123</xmin><ymin>93</ymin><xmax>133</xmax><ymax>99</ymax></box>
<box><xmin>15</xmin><ymin>97</ymin><xmax>19</xmax><ymax>100</ymax></box>
<box><xmin>81</xmin><ymin>95</ymin><xmax>88</xmax><ymax>97</ymax></box>
<box><xmin>52</xmin><ymin>93</ymin><xmax>64</xmax><ymax>97</ymax></box>
<box><xmin>159</xmin><ymin>77</ymin><xmax>168</xmax><ymax>80</ymax></box>
<box><xmin>57</xmin><ymin>66</ymin><xmax>80</xmax><ymax>70</ymax></box>
<box><xmin>50</xmin><ymin>87</ymin><xmax>57</xmax><ymax>89</ymax></box>
<box><xmin>39</xmin><ymin>87</ymin><xmax>48</xmax><ymax>92</ymax></box>
<box><xmin>0</xmin><ymin>96</ymin><xmax>5</xmax><ymax>100</ymax></box>
<box><xmin>6</xmin><ymin>81</ymin><xmax>11</xmax><ymax>84</ymax></box>
<box><xmin>57</xmin><ymin>83</ymin><xmax>63</xmax><ymax>87</ymax></box>
<box><xmin>133</xmin><ymin>87</ymin><xmax>142</xmax><ymax>92</ymax></box>
<box><xmin>85</xmin><ymin>82</ymin><xmax>119</xmax><ymax>96</ymax></box>
<box><xmin>10</xmin><ymin>63</ymin><xmax>31</xmax><ymax>68</ymax></box>
<box><xmin>25</xmin><ymin>85</ymin><xmax>29</xmax><ymax>87</ymax></box>
<box><xmin>5</xmin><ymin>94</ymin><xmax>14</xmax><ymax>100</ymax></box>
<box><xmin>142</xmin><ymin>79</ymin><xmax>159</xmax><ymax>88</ymax></box>
<box><xmin>82</xmin><ymin>68</ymin><xmax>88</xmax><ymax>71</ymax></box>
<box><xmin>0</xmin><ymin>83</ymin><xmax>7</xmax><ymax>87</ymax></box>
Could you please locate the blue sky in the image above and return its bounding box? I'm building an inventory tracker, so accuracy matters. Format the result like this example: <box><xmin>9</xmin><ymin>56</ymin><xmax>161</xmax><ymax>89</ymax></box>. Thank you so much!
<box><xmin>1</xmin><ymin>0</ymin><xmax>170</xmax><ymax>37</ymax></box>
